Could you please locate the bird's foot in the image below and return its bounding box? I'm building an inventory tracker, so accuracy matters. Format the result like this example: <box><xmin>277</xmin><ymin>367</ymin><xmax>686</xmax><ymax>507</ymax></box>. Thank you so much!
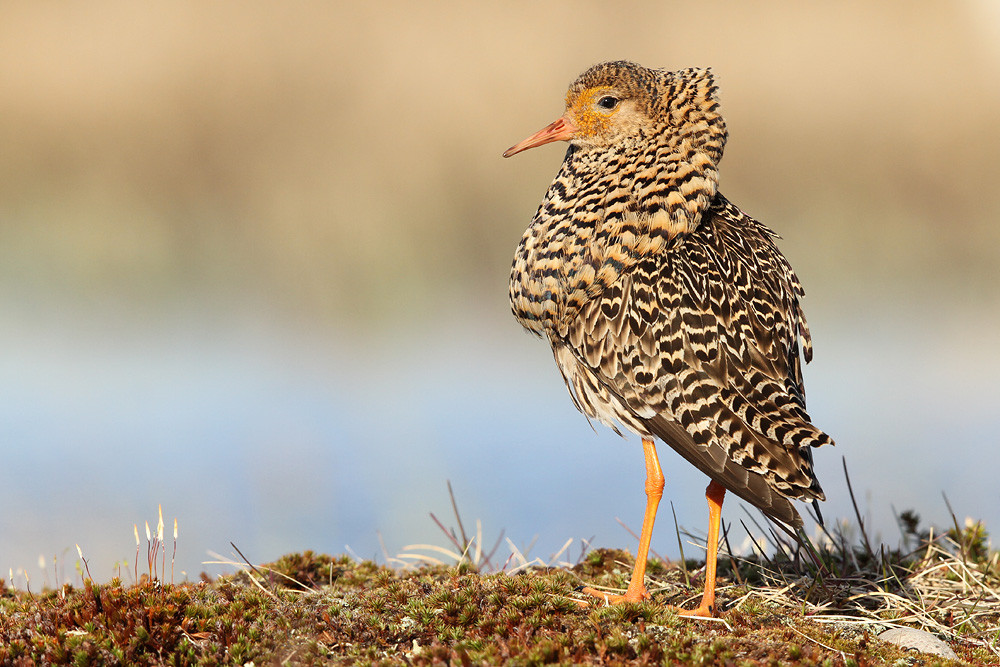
<box><xmin>573</xmin><ymin>584</ymin><xmax>650</xmax><ymax>607</ymax></box>
<box><xmin>672</xmin><ymin>586</ymin><xmax>718</xmax><ymax>618</ymax></box>
<box><xmin>574</xmin><ymin>585</ymin><xmax>717</xmax><ymax>618</ymax></box>
<box><xmin>674</xmin><ymin>602</ymin><xmax>715</xmax><ymax>618</ymax></box>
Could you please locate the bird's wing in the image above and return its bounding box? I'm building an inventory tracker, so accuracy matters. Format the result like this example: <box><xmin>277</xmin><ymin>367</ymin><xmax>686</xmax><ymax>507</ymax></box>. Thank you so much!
<box><xmin>561</xmin><ymin>198</ymin><xmax>831</xmax><ymax>525</ymax></box>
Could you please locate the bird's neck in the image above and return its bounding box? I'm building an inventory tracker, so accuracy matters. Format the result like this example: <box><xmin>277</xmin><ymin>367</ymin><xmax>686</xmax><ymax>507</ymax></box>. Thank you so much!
<box><xmin>591</xmin><ymin>129</ymin><xmax>722</xmax><ymax>253</ymax></box>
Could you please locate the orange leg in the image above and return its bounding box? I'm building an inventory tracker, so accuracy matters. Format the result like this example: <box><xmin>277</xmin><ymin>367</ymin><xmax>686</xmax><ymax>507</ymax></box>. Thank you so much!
<box><xmin>576</xmin><ymin>447</ymin><xmax>728</xmax><ymax>618</ymax></box>
<box><xmin>578</xmin><ymin>437</ymin><xmax>664</xmax><ymax>604</ymax></box>
<box><xmin>679</xmin><ymin>480</ymin><xmax>726</xmax><ymax>618</ymax></box>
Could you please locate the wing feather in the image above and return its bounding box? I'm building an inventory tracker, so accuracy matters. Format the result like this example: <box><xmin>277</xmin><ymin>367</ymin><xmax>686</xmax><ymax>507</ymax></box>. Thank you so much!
<box><xmin>557</xmin><ymin>195</ymin><xmax>832</xmax><ymax>524</ymax></box>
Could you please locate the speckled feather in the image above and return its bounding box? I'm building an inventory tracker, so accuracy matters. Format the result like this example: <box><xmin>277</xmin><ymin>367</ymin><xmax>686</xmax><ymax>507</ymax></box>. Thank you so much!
<box><xmin>509</xmin><ymin>62</ymin><xmax>832</xmax><ymax>528</ymax></box>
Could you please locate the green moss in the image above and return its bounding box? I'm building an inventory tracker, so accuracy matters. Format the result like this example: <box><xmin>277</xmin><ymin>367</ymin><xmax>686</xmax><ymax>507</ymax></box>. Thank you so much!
<box><xmin>0</xmin><ymin>545</ymin><xmax>992</xmax><ymax>665</ymax></box>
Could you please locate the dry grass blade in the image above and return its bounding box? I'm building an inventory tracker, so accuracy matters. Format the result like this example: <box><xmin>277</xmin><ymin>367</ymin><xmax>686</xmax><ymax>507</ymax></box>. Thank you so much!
<box><xmin>549</xmin><ymin>537</ymin><xmax>575</xmax><ymax>568</ymax></box>
<box><xmin>424</xmin><ymin>483</ymin><xmax>506</xmax><ymax>572</ymax></box>
<box><xmin>202</xmin><ymin>549</ymin><xmax>288</xmax><ymax>600</ymax></box>
<box><xmin>447</xmin><ymin>480</ymin><xmax>471</xmax><ymax>555</ymax></box>
<box><xmin>504</xmin><ymin>537</ymin><xmax>545</xmax><ymax>574</ymax></box>
<box><xmin>842</xmin><ymin>456</ymin><xmax>875</xmax><ymax>562</ymax></box>
<box><xmin>400</xmin><ymin>543</ymin><xmax>466</xmax><ymax>562</ymax></box>
<box><xmin>429</xmin><ymin>514</ymin><xmax>469</xmax><ymax>560</ymax></box>
<box><xmin>719</xmin><ymin>520</ymin><xmax>744</xmax><ymax>587</ymax></box>
<box><xmin>785</xmin><ymin>622</ymin><xmax>847</xmax><ymax>662</ymax></box>
<box><xmin>670</xmin><ymin>501</ymin><xmax>689</xmax><ymax>586</ymax></box>
<box><xmin>392</xmin><ymin>553</ymin><xmax>447</xmax><ymax>567</ymax></box>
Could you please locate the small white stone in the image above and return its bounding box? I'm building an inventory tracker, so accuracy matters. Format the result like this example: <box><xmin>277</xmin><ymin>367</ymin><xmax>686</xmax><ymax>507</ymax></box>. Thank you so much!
<box><xmin>878</xmin><ymin>627</ymin><xmax>958</xmax><ymax>660</ymax></box>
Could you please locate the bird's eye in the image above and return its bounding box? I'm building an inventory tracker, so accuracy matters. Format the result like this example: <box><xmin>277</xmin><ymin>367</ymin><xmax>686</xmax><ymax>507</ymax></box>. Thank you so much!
<box><xmin>596</xmin><ymin>95</ymin><xmax>620</xmax><ymax>110</ymax></box>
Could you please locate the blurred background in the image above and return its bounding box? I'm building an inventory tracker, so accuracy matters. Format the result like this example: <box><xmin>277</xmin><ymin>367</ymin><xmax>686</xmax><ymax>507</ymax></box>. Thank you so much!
<box><xmin>2</xmin><ymin>1</ymin><xmax>999</xmax><ymax>584</ymax></box>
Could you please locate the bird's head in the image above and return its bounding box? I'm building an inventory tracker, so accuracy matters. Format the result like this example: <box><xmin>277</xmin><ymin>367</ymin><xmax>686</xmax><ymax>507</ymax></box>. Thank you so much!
<box><xmin>504</xmin><ymin>61</ymin><xmax>726</xmax><ymax>161</ymax></box>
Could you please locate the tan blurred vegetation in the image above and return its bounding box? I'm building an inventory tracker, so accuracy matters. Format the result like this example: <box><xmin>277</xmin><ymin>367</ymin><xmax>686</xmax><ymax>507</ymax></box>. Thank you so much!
<box><xmin>2</xmin><ymin>1</ymin><xmax>999</xmax><ymax>330</ymax></box>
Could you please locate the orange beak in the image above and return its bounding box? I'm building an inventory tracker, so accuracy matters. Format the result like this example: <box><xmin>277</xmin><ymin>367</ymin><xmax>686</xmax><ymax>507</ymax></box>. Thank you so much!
<box><xmin>503</xmin><ymin>116</ymin><xmax>577</xmax><ymax>158</ymax></box>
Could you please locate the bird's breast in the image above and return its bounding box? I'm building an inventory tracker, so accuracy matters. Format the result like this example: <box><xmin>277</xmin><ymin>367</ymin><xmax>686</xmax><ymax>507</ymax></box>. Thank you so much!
<box><xmin>509</xmin><ymin>142</ymin><xmax>717</xmax><ymax>337</ymax></box>
<box><xmin>509</xmin><ymin>220</ymin><xmax>593</xmax><ymax>336</ymax></box>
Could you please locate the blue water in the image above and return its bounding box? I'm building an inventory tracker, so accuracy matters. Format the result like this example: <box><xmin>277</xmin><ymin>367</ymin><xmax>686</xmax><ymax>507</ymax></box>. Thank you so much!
<box><xmin>2</xmin><ymin>295</ymin><xmax>998</xmax><ymax>586</ymax></box>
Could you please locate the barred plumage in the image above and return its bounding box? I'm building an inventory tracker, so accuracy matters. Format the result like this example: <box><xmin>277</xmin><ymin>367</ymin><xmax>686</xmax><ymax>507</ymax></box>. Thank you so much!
<box><xmin>504</xmin><ymin>61</ymin><xmax>832</xmax><ymax>616</ymax></box>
